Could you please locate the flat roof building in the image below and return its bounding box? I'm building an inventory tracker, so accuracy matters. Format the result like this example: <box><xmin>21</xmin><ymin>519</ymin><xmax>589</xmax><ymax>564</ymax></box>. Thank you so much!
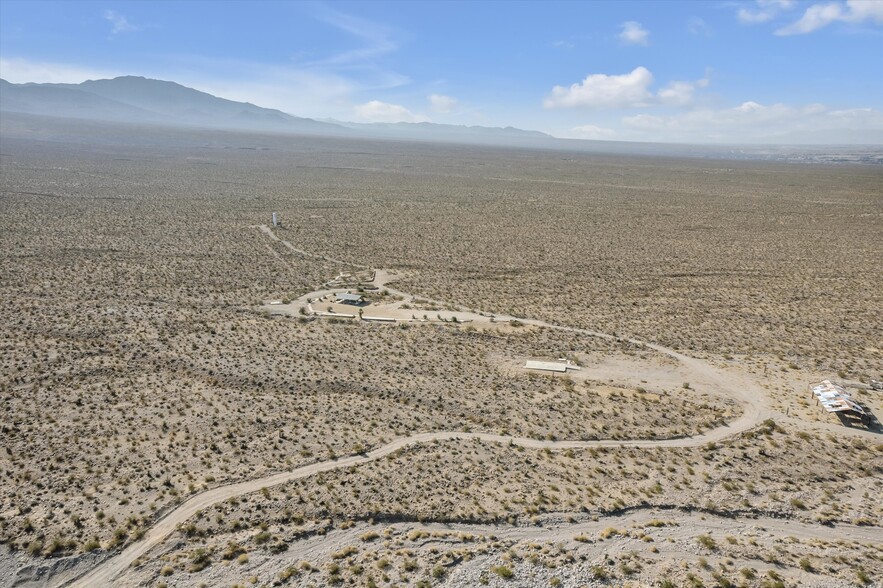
<box><xmin>524</xmin><ymin>360</ymin><xmax>580</xmax><ymax>373</ymax></box>
<box><xmin>335</xmin><ymin>292</ymin><xmax>365</xmax><ymax>305</ymax></box>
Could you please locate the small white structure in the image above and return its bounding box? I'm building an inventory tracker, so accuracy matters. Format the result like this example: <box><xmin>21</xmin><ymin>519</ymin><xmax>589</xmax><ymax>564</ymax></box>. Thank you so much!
<box><xmin>361</xmin><ymin>316</ymin><xmax>396</xmax><ymax>322</ymax></box>
<box><xmin>272</xmin><ymin>212</ymin><xmax>278</xmax><ymax>227</ymax></box>
<box><xmin>335</xmin><ymin>292</ymin><xmax>365</xmax><ymax>305</ymax></box>
<box><xmin>524</xmin><ymin>360</ymin><xmax>581</xmax><ymax>373</ymax></box>
<box><xmin>810</xmin><ymin>380</ymin><xmax>865</xmax><ymax>416</ymax></box>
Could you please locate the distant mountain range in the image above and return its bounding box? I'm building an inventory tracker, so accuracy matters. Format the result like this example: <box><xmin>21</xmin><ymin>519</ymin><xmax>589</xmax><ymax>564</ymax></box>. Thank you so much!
<box><xmin>0</xmin><ymin>76</ymin><xmax>342</xmax><ymax>134</ymax></box>
<box><xmin>325</xmin><ymin>119</ymin><xmax>552</xmax><ymax>140</ymax></box>
<box><xmin>0</xmin><ymin>76</ymin><xmax>550</xmax><ymax>144</ymax></box>
<box><xmin>2</xmin><ymin>76</ymin><xmax>880</xmax><ymax>162</ymax></box>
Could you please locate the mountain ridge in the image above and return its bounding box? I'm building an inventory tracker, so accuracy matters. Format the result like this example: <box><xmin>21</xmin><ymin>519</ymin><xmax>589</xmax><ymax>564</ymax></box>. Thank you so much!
<box><xmin>0</xmin><ymin>76</ymin><xmax>343</xmax><ymax>134</ymax></box>
<box><xmin>326</xmin><ymin>119</ymin><xmax>553</xmax><ymax>140</ymax></box>
<box><xmin>0</xmin><ymin>76</ymin><xmax>552</xmax><ymax>143</ymax></box>
<box><xmin>2</xmin><ymin>77</ymin><xmax>880</xmax><ymax>161</ymax></box>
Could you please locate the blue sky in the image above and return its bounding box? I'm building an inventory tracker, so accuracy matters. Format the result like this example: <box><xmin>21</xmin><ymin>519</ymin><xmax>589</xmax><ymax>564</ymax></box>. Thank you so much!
<box><xmin>1</xmin><ymin>0</ymin><xmax>882</xmax><ymax>143</ymax></box>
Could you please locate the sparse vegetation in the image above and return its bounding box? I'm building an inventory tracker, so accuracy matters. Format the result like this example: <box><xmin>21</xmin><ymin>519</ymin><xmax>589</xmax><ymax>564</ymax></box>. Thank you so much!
<box><xmin>491</xmin><ymin>564</ymin><xmax>514</xmax><ymax>579</ymax></box>
<box><xmin>1</xmin><ymin>115</ymin><xmax>880</xmax><ymax>588</ymax></box>
<box><xmin>696</xmin><ymin>534</ymin><xmax>717</xmax><ymax>550</ymax></box>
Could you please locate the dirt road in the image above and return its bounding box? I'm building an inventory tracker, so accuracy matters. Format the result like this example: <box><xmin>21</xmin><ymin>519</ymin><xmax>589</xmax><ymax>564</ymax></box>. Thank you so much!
<box><xmin>64</xmin><ymin>228</ymin><xmax>878</xmax><ymax>587</ymax></box>
<box><xmin>257</xmin><ymin>224</ymin><xmax>369</xmax><ymax>269</ymax></box>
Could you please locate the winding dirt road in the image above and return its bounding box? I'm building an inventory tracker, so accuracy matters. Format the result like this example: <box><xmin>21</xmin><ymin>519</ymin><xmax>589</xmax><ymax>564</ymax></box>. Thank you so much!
<box><xmin>257</xmin><ymin>224</ymin><xmax>369</xmax><ymax>269</ymax></box>
<box><xmin>64</xmin><ymin>227</ymin><xmax>876</xmax><ymax>587</ymax></box>
<box><xmin>67</xmin><ymin>430</ymin><xmax>760</xmax><ymax>587</ymax></box>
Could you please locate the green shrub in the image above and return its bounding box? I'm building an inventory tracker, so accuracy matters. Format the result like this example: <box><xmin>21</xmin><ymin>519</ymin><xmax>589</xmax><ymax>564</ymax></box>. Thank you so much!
<box><xmin>189</xmin><ymin>548</ymin><xmax>211</xmax><ymax>572</ymax></box>
<box><xmin>591</xmin><ymin>566</ymin><xmax>609</xmax><ymax>579</ymax></box>
<box><xmin>696</xmin><ymin>534</ymin><xmax>717</xmax><ymax>550</ymax></box>
<box><xmin>491</xmin><ymin>565</ymin><xmax>514</xmax><ymax>579</ymax></box>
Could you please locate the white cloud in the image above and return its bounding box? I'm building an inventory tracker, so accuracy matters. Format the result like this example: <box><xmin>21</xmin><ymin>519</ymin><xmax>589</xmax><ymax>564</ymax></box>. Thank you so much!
<box><xmin>776</xmin><ymin>0</ymin><xmax>883</xmax><ymax>34</ymax></box>
<box><xmin>622</xmin><ymin>101</ymin><xmax>808</xmax><ymax>130</ymax></box>
<box><xmin>621</xmin><ymin>113</ymin><xmax>666</xmax><ymax>130</ymax></box>
<box><xmin>776</xmin><ymin>2</ymin><xmax>846</xmax><ymax>33</ymax></box>
<box><xmin>307</xmin><ymin>5</ymin><xmax>397</xmax><ymax>66</ymax></box>
<box><xmin>829</xmin><ymin>106</ymin><xmax>874</xmax><ymax>117</ymax></box>
<box><xmin>735</xmin><ymin>101</ymin><xmax>765</xmax><ymax>113</ymax></box>
<box><xmin>270</xmin><ymin>5</ymin><xmax>410</xmax><ymax>98</ymax></box>
<box><xmin>194</xmin><ymin>70</ymin><xmax>355</xmax><ymax>115</ymax></box>
<box><xmin>620</xmin><ymin>100</ymin><xmax>883</xmax><ymax>142</ymax></box>
<box><xmin>849</xmin><ymin>0</ymin><xmax>883</xmax><ymax>20</ymax></box>
<box><xmin>354</xmin><ymin>100</ymin><xmax>429</xmax><ymax>123</ymax></box>
<box><xmin>659</xmin><ymin>69</ymin><xmax>711</xmax><ymax>106</ymax></box>
<box><xmin>738</xmin><ymin>0</ymin><xmax>797</xmax><ymax>24</ymax></box>
<box><xmin>618</xmin><ymin>21</ymin><xmax>649</xmax><ymax>46</ymax></box>
<box><xmin>657</xmin><ymin>82</ymin><xmax>692</xmax><ymax>106</ymax></box>
<box><xmin>544</xmin><ymin>67</ymin><xmax>654</xmax><ymax>109</ymax></box>
<box><xmin>737</xmin><ymin>8</ymin><xmax>776</xmax><ymax>23</ymax></box>
<box><xmin>568</xmin><ymin>125</ymin><xmax>618</xmax><ymax>140</ymax></box>
<box><xmin>545</xmin><ymin>67</ymin><xmax>710</xmax><ymax>110</ymax></box>
<box><xmin>687</xmin><ymin>17</ymin><xmax>713</xmax><ymax>36</ymax></box>
<box><xmin>428</xmin><ymin>94</ymin><xmax>457</xmax><ymax>113</ymax></box>
<box><xmin>0</xmin><ymin>57</ymin><xmax>122</xmax><ymax>83</ymax></box>
<box><xmin>130</xmin><ymin>53</ymin><xmax>364</xmax><ymax>116</ymax></box>
<box><xmin>104</xmin><ymin>10</ymin><xmax>137</xmax><ymax>35</ymax></box>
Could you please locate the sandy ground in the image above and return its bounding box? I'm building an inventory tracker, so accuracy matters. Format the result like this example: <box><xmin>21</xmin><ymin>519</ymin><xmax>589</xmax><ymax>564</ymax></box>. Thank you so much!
<box><xmin>57</xmin><ymin>225</ymin><xmax>880</xmax><ymax>588</ymax></box>
<box><xmin>114</xmin><ymin>509</ymin><xmax>883</xmax><ymax>587</ymax></box>
<box><xmin>2</xmin><ymin>132</ymin><xmax>879</xmax><ymax>588</ymax></box>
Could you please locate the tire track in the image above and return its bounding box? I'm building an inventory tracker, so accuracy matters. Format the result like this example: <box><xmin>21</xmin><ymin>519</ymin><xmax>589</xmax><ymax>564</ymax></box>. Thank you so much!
<box><xmin>61</xmin><ymin>226</ymin><xmax>856</xmax><ymax>586</ymax></box>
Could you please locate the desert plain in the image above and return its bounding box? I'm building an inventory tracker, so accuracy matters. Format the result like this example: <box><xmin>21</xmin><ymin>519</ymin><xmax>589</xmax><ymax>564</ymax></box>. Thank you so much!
<box><xmin>0</xmin><ymin>113</ymin><xmax>881</xmax><ymax>587</ymax></box>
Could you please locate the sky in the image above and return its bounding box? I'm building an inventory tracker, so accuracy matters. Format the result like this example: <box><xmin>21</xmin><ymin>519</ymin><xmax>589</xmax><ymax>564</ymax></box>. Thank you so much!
<box><xmin>1</xmin><ymin>0</ymin><xmax>882</xmax><ymax>143</ymax></box>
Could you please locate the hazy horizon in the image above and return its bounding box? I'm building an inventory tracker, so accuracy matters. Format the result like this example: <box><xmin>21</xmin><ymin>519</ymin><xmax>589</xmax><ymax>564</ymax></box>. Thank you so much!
<box><xmin>4</xmin><ymin>76</ymin><xmax>883</xmax><ymax>155</ymax></box>
<box><xmin>1</xmin><ymin>1</ymin><xmax>882</xmax><ymax>145</ymax></box>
